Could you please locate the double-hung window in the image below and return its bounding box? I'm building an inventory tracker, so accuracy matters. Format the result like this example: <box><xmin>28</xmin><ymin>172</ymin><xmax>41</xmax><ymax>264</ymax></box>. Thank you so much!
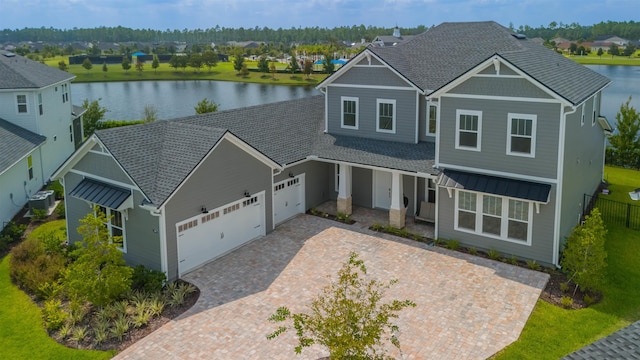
<box><xmin>455</xmin><ymin>110</ymin><xmax>481</xmax><ymax>150</ymax></box>
<box><xmin>507</xmin><ymin>113</ymin><xmax>536</xmax><ymax>157</ymax></box>
<box><xmin>38</xmin><ymin>94</ymin><xmax>43</xmax><ymax>115</ymax></box>
<box><xmin>16</xmin><ymin>94</ymin><xmax>28</xmax><ymax>114</ymax></box>
<box><xmin>341</xmin><ymin>96</ymin><xmax>358</xmax><ymax>129</ymax></box>
<box><xmin>96</xmin><ymin>206</ymin><xmax>126</xmax><ymax>252</ymax></box>
<box><xmin>426</xmin><ymin>102</ymin><xmax>438</xmax><ymax>136</ymax></box>
<box><xmin>376</xmin><ymin>99</ymin><xmax>396</xmax><ymax>133</ymax></box>
<box><xmin>27</xmin><ymin>155</ymin><xmax>33</xmax><ymax>180</ymax></box>
<box><xmin>455</xmin><ymin>190</ymin><xmax>532</xmax><ymax>244</ymax></box>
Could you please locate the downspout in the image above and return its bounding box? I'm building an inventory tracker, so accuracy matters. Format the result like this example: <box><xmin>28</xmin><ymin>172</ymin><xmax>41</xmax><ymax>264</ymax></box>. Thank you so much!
<box><xmin>553</xmin><ymin>104</ymin><xmax>577</xmax><ymax>267</ymax></box>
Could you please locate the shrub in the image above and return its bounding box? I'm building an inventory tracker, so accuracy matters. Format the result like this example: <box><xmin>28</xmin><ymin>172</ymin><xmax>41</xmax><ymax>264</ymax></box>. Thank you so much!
<box><xmin>70</xmin><ymin>326</ymin><xmax>89</xmax><ymax>343</ymax></box>
<box><xmin>468</xmin><ymin>247</ymin><xmax>478</xmax><ymax>256</ymax></box>
<box><xmin>526</xmin><ymin>260</ymin><xmax>541</xmax><ymax>271</ymax></box>
<box><xmin>148</xmin><ymin>296</ymin><xmax>166</xmax><ymax>317</ymax></box>
<box><xmin>10</xmin><ymin>239</ymin><xmax>66</xmax><ymax>296</ymax></box>
<box><xmin>167</xmin><ymin>281</ymin><xmax>196</xmax><ymax>307</ymax></box>
<box><xmin>131</xmin><ymin>265</ymin><xmax>166</xmax><ymax>293</ymax></box>
<box><xmin>560</xmin><ymin>282</ymin><xmax>570</xmax><ymax>293</ymax></box>
<box><xmin>132</xmin><ymin>309</ymin><xmax>152</xmax><ymax>328</ymax></box>
<box><xmin>46</xmin><ymin>180</ymin><xmax>64</xmax><ymax>200</ymax></box>
<box><xmin>31</xmin><ymin>208</ymin><xmax>48</xmax><ymax>221</ymax></box>
<box><xmin>446</xmin><ymin>239</ymin><xmax>460</xmax><ymax>251</ymax></box>
<box><xmin>336</xmin><ymin>212</ymin><xmax>351</xmax><ymax>223</ymax></box>
<box><xmin>110</xmin><ymin>315</ymin><xmax>130</xmax><ymax>341</ymax></box>
<box><xmin>43</xmin><ymin>299</ymin><xmax>68</xmax><ymax>331</ymax></box>
<box><xmin>560</xmin><ymin>296</ymin><xmax>574</xmax><ymax>308</ymax></box>
<box><xmin>1</xmin><ymin>221</ymin><xmax>27</xmax><ymax>242</ymax></box>
<box><xmin>57</xmin><ymin>323</ymin><xmax>72</xmax><ymax>340</ymax></box>
<box><xmin>93</xmin><ymin>322</ymin><xmax>109</xmax><ymax>345</ymax></box>
<box><xmin>68</xmin><ymin>300</ymin><xmax>89</xmax><ymax>326</ymax></box>
<box><xmin>584</xmin><ymin>294</ymin><xmax>595</xmax><ymax>306</ymax></box>
<box><xmin>54</xmin><ymin>202</ymin><xmax>66</xmax><ymax>219</ymax></box>
<box><xmin>370</xmin><ymin>223</ymin><xmax>384</xmax><ymax>231</ymax></box>
<box><xmin>508</xmin><ymin>255</ymin><xmax>519</xmax><ymax>266</ymax></box>
<box><xmin>488</xmin><ymin>249</ymin><xmax>501</xmax><ymax>260</ymax></box>
<box><xmin>37</xmin><ymin>280</ymin><xmax>64</xmax><ymax>300</ymax></box>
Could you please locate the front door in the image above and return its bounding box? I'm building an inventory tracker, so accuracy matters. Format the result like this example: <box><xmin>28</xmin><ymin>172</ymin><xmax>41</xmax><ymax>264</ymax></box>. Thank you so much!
<box><xmin>374</xmin><ymin>170</ymin><xmax>392</xmax><ymax>209</ymax></box>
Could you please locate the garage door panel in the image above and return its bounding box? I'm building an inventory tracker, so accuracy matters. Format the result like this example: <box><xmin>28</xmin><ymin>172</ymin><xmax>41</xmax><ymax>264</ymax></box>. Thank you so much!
<box><xmin>274</xmin><ymin>174</ymin><xmax>305</xmax><ymax>225</ymax></box>
<box><xmin>177</xmin><ymin>193</ymin><xmax>265</xmax><ymax>275</ymax></box>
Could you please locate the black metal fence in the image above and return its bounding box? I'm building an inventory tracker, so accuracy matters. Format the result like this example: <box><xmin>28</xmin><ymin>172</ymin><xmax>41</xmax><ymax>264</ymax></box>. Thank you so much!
<box><xmin>584</xmin><ymin>194</ymin><xmax>640</xmax><ymax>230</ymax></box>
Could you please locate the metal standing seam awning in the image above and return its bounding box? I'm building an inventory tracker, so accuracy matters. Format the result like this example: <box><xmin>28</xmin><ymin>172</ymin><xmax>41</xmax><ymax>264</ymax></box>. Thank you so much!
<box><xmin>437</xmin><ymin>170</ymin><xmax>551</xmax><ymax>204</ymax></box>
<box><xmin>69</xmin><ymin>178</ymin><xmax>133</xmax><ymax>211</ymax></box>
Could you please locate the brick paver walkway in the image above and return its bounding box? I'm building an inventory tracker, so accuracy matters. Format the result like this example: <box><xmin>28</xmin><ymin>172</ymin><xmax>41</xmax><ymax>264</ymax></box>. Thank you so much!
<box><xmin>115</xmin><ymin>215</ymin><xmax>548</xmax><ymax>359</ymax></box>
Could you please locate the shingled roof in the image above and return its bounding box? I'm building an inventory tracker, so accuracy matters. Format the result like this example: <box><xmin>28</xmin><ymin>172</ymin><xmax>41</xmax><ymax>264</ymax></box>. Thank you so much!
<box><xmin>0</xmin><ymin>50</ymin><xmax>74</xmax><ymax>89</ymax></box>
<box><xmin>94</xmin><ymin>95</ymin><xmax>437</xmax><ymax>206</ymax></box>
<box><xmin>562</xmin><ymin>321</ymin><xmax>640</xmax><ymax>359</ymax></box>
<box><xmin>367</xmin><ymin>21</ymin><xmax>610</xmax><ymax>105</ymax></box>
<box><xmin>0</xmin><ymin>118</ymin><xmax>46</xmax><ymax>175</ymax></box>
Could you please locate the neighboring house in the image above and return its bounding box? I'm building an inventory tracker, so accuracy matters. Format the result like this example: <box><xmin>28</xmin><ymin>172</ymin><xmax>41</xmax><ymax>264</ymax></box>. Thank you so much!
<box><xmin>53</xmin><ymin>21</ymin><xmax>611</xmax><ymax>281</ymax></box>
<box><xmin>0</xmin><ymin>50</ymin><xmax>85</xmax><ymax>229</ymax></box>
<box><xmin>372</xmin><ymin>26</ymin><xmax>416</xmax><ymax>47</ymax></box>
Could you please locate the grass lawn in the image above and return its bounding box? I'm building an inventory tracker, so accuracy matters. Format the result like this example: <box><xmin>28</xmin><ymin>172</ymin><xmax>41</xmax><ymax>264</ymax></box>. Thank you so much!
<box><xmin>568</xmin><ymin>53</ymin><xmax>640</xmax><ymax>66</ymax></box>
<box><xmin>44</xmin><ymin>56</ymin><xmax>329</xmax><ymax>85</ymax></box>
<box><xmin>0</xmin><ymin>220</ymin><xmax>113</xmax><ymax>360</ymax></box>
<box><xmin>494</xmin><ymin>165</ymin><xmax>640</xmax><ymax>359</ymax></box>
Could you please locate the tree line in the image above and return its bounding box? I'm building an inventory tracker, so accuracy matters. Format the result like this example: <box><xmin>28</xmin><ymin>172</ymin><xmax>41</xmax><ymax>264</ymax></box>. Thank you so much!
<box><xmin>513</xmin><ymin>20</ymin><xmax>640</xmax><ymax>42</ymax></box>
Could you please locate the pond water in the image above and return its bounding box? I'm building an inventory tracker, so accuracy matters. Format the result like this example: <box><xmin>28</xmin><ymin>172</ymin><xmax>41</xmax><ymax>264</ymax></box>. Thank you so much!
<box><xmin>71</xmin><ymin>65</ymin><xmax>638</xmax><ymax>123</ymax></box>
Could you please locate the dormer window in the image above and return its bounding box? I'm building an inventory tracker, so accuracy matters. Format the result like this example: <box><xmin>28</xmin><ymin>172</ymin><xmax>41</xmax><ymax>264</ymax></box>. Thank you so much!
<box><xmin>16</xmin><ymin>94</ymin><xmax>28</xmax><ymax>114</ymax></box>
<box><xmin>341</xmin><ymin>96</ymin><xmax>359</xmax><ymax>129</ymax></box>
<box><xmin>376</xmin><ymin>99</ymin><xmax>396</xmax><ymax>134</ymax></box>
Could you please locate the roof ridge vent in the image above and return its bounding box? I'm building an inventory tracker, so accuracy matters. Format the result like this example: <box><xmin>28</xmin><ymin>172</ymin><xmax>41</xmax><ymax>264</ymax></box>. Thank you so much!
<box><xmin>3</xmin><ymin>52</ymin><xmax>16</xmax><ymax>57</ymax></box>
<box><xmin>512</xmin><ymin>33</ymin><xmax>527</xmax><ymax>40</ymax></box>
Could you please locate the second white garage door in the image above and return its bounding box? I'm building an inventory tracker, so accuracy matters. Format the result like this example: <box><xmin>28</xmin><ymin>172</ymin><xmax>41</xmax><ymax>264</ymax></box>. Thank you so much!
<box><xmin>273</xmin><ymin>174</ymin><xmax>305</xmax><ymax>225</ymax></box>
<box><xmin>176</xmin><ymin>192</ymin><xmax>265</xmax><ymax>276</ymax></box>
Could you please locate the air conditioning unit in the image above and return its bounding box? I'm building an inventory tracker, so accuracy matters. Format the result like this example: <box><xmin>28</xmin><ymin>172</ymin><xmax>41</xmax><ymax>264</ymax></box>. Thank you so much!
<box><xmin>29</xmin><ymin>190</ymin><xmax>55</xmax><ymax>212</ymax></box>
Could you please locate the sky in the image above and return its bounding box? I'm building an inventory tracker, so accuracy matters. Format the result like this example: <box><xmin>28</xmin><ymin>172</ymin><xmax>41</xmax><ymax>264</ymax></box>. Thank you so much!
<box><xmin>0</xmin><ymin>0</ymin><xmax>637</xmax><ymax>31</ymax></box>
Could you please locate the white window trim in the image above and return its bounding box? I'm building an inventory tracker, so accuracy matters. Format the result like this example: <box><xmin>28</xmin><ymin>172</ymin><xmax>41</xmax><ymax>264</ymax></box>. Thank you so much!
<box><xmin>592</xmin><ymin>94</ymin><xmax>598</xmax><ymax>126</ymax></box>
<box><xmin>16</xmin><ymin>94</ymin><xmax>29</xmax><ymax>114</ymax></box>
<box><xmin>376</xmin><ymin>98</ymin><xmax>396</xmax><ymax>134</ymax></box>
<box><xmin>455</xmin><ymin>109</ymin><xmax>482</xmax><ymax>151</ymax></box>
<box><xmin>426</xmin><ymin>101</ymin><xmax>438</xmax><ymax>136</ymax></box>
<box><xmin>340</xmin><ymin>96</ymin><xmax>359</xmax><ymax>129</ymax></box>
<box><xmin>506</xmin><ymin>113</ymin><xmax>537</xmax><ymax>158</ymax></box>
<box><xmin>95</xmin><ymin>205</ymin><xmax>127</xmax><ymax>253</ymax></box>
<box><xmin>454</xmin><ymin>190</ymin><xmax>533</xmax><ymax>246</ymax></box>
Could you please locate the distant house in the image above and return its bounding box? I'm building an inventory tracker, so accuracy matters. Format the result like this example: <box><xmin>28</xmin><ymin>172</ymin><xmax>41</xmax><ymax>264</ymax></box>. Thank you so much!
<box><xmin>54</xmin><ymin>21</ymin><xmax>610</xmax><ymax>281</ymax></box>
<box><xmin>0</xmin><ymin>50</ymin><xmax>85</xmax><ymax>229</ymax></box>
<box><xmin>372</xmin><ymin>26</ymin><xmax>416</xmax><ymax>47</ymax></box>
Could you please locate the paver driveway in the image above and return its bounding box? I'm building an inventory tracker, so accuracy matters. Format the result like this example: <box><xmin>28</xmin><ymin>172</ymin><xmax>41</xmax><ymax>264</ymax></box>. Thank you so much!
<box><xmin>115</xmin><ymin>215</ymin><xmax>548</xmax><ymax>360</ymax></box>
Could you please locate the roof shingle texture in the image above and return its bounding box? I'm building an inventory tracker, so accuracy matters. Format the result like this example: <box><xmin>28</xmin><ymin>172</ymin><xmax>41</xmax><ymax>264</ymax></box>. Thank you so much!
<box><xmin>0</xmin><ymin>119</ymin><xmax>46</xmax><ymax>173</ymax></box>
<box><xmin>0</xmin><ymin>50</ymin><xmax>74</xmax><ymax>89</ymax></box>
<box><xmin>368</xmin><ymin>21</ymin><xmax>610</xmax><ymax>105</ymax></box>
<box><xmin>562</xmin><ymin>321</ymin><xmax>640</xmax><ymax>359</ymax></box>
<box><xmin>96</xmin><ymin>96</ymin><xmax>436</xmax><ymax>206</ymax></box>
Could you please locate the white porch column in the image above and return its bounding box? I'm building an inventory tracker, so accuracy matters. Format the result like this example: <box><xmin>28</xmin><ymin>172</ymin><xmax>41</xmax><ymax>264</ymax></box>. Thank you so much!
<box><xmin>337</xmin><ymin>164</ymin><xmax>352</xmax><ymax>215</ymax></box>
<box><xmin>389</xmin><ymin>171</ymin><xmax>406</xmax><ymax>228</ymax></box>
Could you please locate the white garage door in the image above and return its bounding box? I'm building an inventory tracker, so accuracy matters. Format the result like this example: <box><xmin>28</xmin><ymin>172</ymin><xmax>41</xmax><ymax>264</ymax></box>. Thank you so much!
<box><xmin>274</xmin><ymin>174</ymin><xmax>305</xmax><ymax>225</ymax></box>
<box><xmin>176</xmin><ymin>192</ymin><xmax>265</xmax><ymax>276</ymax></box>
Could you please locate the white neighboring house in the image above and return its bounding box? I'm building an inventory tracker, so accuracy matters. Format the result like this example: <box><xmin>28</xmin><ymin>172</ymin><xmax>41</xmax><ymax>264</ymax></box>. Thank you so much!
<box><xmin>0</xmin><ymin>50</ymin><xmax>85</xmax><ymax>229</ymax></box>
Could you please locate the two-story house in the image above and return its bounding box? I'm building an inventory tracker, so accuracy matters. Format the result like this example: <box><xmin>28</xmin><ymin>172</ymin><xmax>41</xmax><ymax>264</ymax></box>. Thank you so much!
<box><xmin>53</xmin><ymin>22</ymin><xmax>610</xmax><ymax>281</ymax></box>
<box><xmin>0</xmin><ymin>50</ymin><xmax>85</xmax><ymax>229</ymax></box>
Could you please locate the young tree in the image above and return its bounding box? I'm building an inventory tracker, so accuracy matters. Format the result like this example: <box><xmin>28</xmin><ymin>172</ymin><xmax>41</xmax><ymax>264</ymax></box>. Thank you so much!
<box><xmin>267</xmin><ymin>252</ymin><xmax>415</xmax><ymax>359</ymax></box>
<box><xmin>202</xmin><ymin>50</ymin><xmax>218</xmax><ymax>72</ymax></box>
<box><xmin>64</xmin><ymin>208</ymin><xmax>133</xmax><ymax>306</ymax></box>
<box><xmin>323</xmin><ymin>52</ymin><xmax>335</xmax><ymax>74</ymax></box>
<box><xmin>102</xmin><ymin>62</ymin><xmax>108</xmax><ymax>77</ymax></box>
<box><xmin>608</xmin><ymin>44</ymin><xmax>620</xmax><ymax>57</ymax></box>
<box><xmin>58</xmin><ymin>60</ymin><xmax>68</xmax><ymax>71</ymax></box>
<box><xmin>194</xmin><ymin>98</ymin><xmax>219</xmax><ymax>114</ymax></box>
<box><xmin>143</xmin><ymin>104</ymin><xmax>158</xmax><ymax>123</ymax></box>
<box><xmin>82</xmin><ymin>57</ymin><xmax>92</xmax><ymax>71</ymax></box>
<box><xmin>608</xmin><ymin>97</ymin><xmax>640</xmax><ymax>168</ymax></box>
<box><xmin>169</xmin><ymin>55</ymin><xmax>180</xmax><ymax>71</ymax></box>
<box><xmin>152</xmin><ymin>55</ymin><xmax>160</xmax><ymax>73</ymax></box>
<box><xmin>122</xmin><ymin>56</ymin><xmax>131</xmax><ymax>72</ymax></box>
<box><xmin>303</xmin><ymin>59</ymin><xmax>313</xmax><ymax>79</ymax></box>
<box><xmin>597</xmin><ymin>48</ymin><xmax>604</xmax><ymax>57</ymax></box>
<box><xmin>561</xmin><ymin>208</ymin><xmax>607</xmax><ymax>294</ymax></box>
<box><xmin>233</xmin><ymin>53</ymin><xmax>245</xmax><ymax>72</ymax></box>
<box><xmin>239</xmin><ymin>63</ymin><xmax>249</xmax><ymax>77</ymax></box>
<box><xmin>135</xmin><ymin>58</ymin><xmax>144</xmax><ymax>74</ymax></box>
<box><xmin>269</xmin><ymin>61</ymin><xmax>277</xmax><ymax>79</ymax></box>
<box><xmin>288</xmin><ymin>53</ymin><xmax>299</xmax><ymax>74</ymax></box>
<box><xmin>81</xmin><ymin>98</ymin><xmax>107</xmax><ymax>137</ymax></box>
<box><xmin>178</xmin><ymin>55</ymin><xmax>188</xmax><ymax>72</ymax></box>
<box><xmin>257</xmin><ymin>55</ymin><xmax>270</xmax><ymax>74</ymax></box>
<box><xmin>188</xmin><ymin>53</ymin><xmax>203</xmax><ymax>72</ymax></box>
<box><xmin>569</xmin><ymin>43</ymin><xmax>577</xmax><ymax>55</ymax></box>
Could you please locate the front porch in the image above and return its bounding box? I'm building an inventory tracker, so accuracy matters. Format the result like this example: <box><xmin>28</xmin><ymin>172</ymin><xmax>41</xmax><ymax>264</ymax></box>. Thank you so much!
<box><xmin>315</xmin><ymin>201</ymin><xmax>435</xmax><ymax>239</ymax></box>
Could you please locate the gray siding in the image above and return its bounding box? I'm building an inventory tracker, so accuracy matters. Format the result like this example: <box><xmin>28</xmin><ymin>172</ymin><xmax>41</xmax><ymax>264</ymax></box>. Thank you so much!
<box><xmin>333</xmin><ymin>66</ymin><xmax>410</xmax><ymax>87</ymax></box>
<box><xmin>478</xmin><ymin>63</ymin><xmax>518</xmax><ymax>76</ymax></box>
<box><xmin>73</xmin><ymin>152</ymin><xmax>134</xmax><ymax>186</ymax></box>
<box><xmin>559</xmin><ymin>95</ymin><xmax>606</xmax><ymax>244</ymax></box>
<box><xmin>63</xmin><ymin>171</ymin><xmax>162</xmax><ymax>271</ymax></box>
<box><xmin>163</xmin><ymin>139</ymin><xmax>273</xmax><ymax>280</ymax></box>
<box><xmin>437</xmin><ymin>185</ymin><xmax>557</xmax><ymax>265</ymax></box>
<box><xmin>355</xmin><ymin>57</ymin><xmax>384</xmax><ymax>66</ymax></box>
<box><xmin>450</xmin><ymin>77</ymin><xmax>553</xmax><ymax>99</ymax></box>
<box><xmin>276</xmin><ymin>160</ymin><xmax>332</xmax><ymax>209</ymax></box>
<box><xmin>438</xmin><ymin>97</ymin><xmax>561</xmax><ymax>179</ymax></box>
<box><xmin>326</xmin><ymin>86</ymin><xmax>418</xmax><ymax>143</ymax></box>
